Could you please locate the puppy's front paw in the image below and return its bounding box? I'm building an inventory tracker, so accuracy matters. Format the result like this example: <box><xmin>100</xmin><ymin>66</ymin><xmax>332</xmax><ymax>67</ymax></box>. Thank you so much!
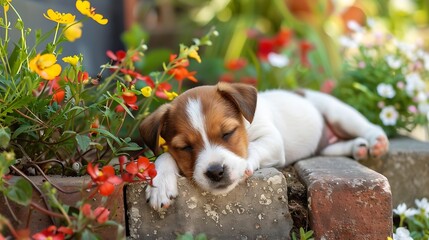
<box><xmin>145</xmin><ymin>173</ymin><xmax>178</xmax><ymax>211</ymax></box>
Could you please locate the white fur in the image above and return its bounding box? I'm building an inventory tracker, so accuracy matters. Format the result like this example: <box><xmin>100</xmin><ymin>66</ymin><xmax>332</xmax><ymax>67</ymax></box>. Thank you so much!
<box><xmin>145</xmin><ymin>89</ymin><xmax>388</xmax><ymax>210</ymax></box>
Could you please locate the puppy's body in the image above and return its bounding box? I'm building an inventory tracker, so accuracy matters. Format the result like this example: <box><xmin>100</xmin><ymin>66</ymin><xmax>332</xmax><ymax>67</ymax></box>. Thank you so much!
<box><xmin>141</xmin><ymin>83</ymin><xmax>388</xmax><ymax>210</ymax></box>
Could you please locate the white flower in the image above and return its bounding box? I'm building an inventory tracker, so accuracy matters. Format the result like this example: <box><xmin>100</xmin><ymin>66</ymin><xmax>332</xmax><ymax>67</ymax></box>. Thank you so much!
<box><xmin>339</xmin><ymin>36</ymin><xmax>358</xmax><ymax>49</ymax></box>
<box><xmin>415</xmin><ymin>91</ymin><xmax>427</xmax><ymax>103</ymax></box>
<box><xmin>415</xmin><ymin>198</ymin><xmax>429</xmax><ymax>216</ymax></box>
<box><xmin>380</xmin><ymin>106</ymin><xmax>399</xmax><ymax>126</ymax></box>
<box><xmin>404</xmin><ymin>208</ymin><xmax>419</xmax><ymax>218</ymax></box>
<box><xmin>385</xmin><ymin>55</ymin><xmax>402</xmax><ymax>69</ymax></box>
<box><xmin>405</xmin><ymin>72</ymin><xmax>425</xmax><ymax>96</ymax></box>
<box><xmin>393</xmin><ymin>203</ymin><xmax>407</xmax><ymax>215</ymax></box>
<box><xmin>267</xmin><ymin>52</ymin><xmax>289</xmax><ymax>68</ymax></box>
<box><xmin>418</xmin><ymin>103</ymin><xmax>429</xmax><ymax>115</ymax></box>
<box><xmin>347</xmin><ymin>20</ymin><xmax>363</xmax><ymax>32</ymax></box>
<box><xmin>377</xmin><ymin>83</ymin><xmax>396</xmax><ymax>98</ymax></box>
<box><xmin>393</xmin><ymin>227</ymin><xmax>413</xmax><ymax>240</ymax></box>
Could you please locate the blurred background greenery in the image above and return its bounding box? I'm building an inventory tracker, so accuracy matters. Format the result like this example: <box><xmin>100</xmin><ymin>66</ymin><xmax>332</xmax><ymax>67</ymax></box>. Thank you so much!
<box><xmin>129</xmin><ymin>0</ymin><xmax>429</xmax><ymax>86</ymax></box>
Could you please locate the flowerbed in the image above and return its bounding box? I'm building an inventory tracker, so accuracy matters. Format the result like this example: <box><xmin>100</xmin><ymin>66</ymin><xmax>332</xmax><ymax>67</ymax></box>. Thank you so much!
<box><xmin>0</xmin><ymin>0</ymin><xmax>216</xmax><ymax>238</ymax></box>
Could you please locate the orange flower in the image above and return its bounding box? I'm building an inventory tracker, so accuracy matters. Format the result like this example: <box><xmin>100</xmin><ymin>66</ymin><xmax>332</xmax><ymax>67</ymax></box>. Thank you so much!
<box><xmin>168</xmin><ymin>54</ymin><xmax>198</xmax><ymax>82</ymax></box>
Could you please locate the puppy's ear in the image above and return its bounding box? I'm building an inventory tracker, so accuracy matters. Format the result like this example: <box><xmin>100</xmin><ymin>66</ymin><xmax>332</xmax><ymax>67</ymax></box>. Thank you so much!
<box><xmin>217</xmin><ymin>82</ymin><xmax>257</xmax><ymax>123</ymax></box>
<box><xmin>140</xmin><ymin>104</ymin><xmax>170</xmax><ymax>155</ymax></box>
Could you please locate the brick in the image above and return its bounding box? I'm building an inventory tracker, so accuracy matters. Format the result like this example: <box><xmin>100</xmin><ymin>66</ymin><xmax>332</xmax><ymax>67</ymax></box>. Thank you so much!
<box><xmin>0</xmin><ymin>176</ymin><xmax>125</xmax><ymax>239</ymax></box>
<box><xmin>361</xmin><ymin>137</ymin><xmax>429</xmax><ymax>207</ymax></box>
<box><xmin>126</xmin><ymin>168</ymin><xmax>293</xmax><ymax>239</ymax></box>
<box><xmin>295</xmin><ymin>157</ymin><xmax>392</xmax><ymax>240</ymax></box>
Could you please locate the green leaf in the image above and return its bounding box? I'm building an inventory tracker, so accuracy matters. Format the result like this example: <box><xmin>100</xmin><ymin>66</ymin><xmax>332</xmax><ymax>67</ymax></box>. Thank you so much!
<box><xmin>80</xmin><ymin>229</ymin><xmax>100</xmax><ymax>240</ymax></box>
<box><xmin>92</xmin><ymin>128</ymin><xmax>121</xmax><ymax>144</ymax></box>
<box><xmin>7</xmin><ymin>44</ymin><xmax>23</xmax><ymax>76</ymax></box>
<box><xmin>5</xmin><ymin>177</ymin><xmax>33</xmax><ymax>206</ymax></box>
<box><xmin>0</xmin><ymin>127</ymin><xmax>10</xmax><ymax>148</ymax></box>
<box><xmin>121</xmin><ymin>23</ymin><xmax>148</xmax><ymax>49</ymax></box>
<box><xmin>76</xmin><ymin>134</ymin><xmax>91</xmax><ymax>152</ymax></box>
<box><xmin>11</xmin><ymin>125</ymin><xmax>34</xmax><ymax>139</ymax></box>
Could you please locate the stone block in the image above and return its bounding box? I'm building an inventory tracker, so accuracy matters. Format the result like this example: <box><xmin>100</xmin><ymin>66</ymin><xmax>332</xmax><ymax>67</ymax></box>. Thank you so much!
<box><xmin>295</xmin><ymin>157</ymin><xmax>392</xmax><ymax>240</ymax></box>
<box><xmin>361</xmin><ymin>137</ymin><xmax>429</xmax><ymax>207</ymax></box>
<box><xmin>126</xmin><ymin>168</ymin><xmax>293</xmax><ymax>239</ymax></box>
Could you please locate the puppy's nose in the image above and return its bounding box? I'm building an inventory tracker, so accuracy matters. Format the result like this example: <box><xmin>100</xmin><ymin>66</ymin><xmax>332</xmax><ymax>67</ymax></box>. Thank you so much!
<box><xmin>205</xmin><ymin>164</ymin><xmax>225</xmax><ymax>182</ymax></box>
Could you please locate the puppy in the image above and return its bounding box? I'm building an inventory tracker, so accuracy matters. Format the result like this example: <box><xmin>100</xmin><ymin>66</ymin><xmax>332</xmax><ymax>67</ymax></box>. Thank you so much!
<box><xmin>140</xmin><ymin>82</ymin><xmax>388</xmax><ymax>210</ymax></box>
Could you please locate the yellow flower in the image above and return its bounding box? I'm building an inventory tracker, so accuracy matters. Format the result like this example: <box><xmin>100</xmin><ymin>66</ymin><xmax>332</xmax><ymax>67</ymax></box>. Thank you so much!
<box><xmin>75</xmin><ymin>0</ymin><xmax>108</xmax><ymax>25</ymax></box>
<box><xmin>29</xmin><ymin>53</ymin><xmax>62</xmax><ymax>80</ymax></box>
<box><xmin>43</xmin><ymin>9</ymin><xmax>76</xmax><ymax>24</ymax></box>
<box><xmin>164</xmin><ymin>90</ymin><xmax>178</xmax><ymax>101</ymax></box>
<box><xmin>3</xmin><ymin>0</ymin><xmax>11</xmax><ymax>12</ymax></box>
<box><xmin>188</xmin><ymin>47</ymin><xmax>201</xmax><ymax>63</ymax></box>
<box><xmin>64</xmin><ymin>22</ymin><xmax>83</xmax><ymax>42</ymax></box>
<box><xmin>62</xmin><ymin>55</ymin><xmax>79</xmax><ymax>66</ymax></box>
<box><xmin>159</xmin><ymin>136</ymin><xmax>168</xmax><ymax>152</ymax></box>
<box><xmin>141</xmin><ymin>86</ymin><xmax>152</xmax><ymax>97</ymax></box>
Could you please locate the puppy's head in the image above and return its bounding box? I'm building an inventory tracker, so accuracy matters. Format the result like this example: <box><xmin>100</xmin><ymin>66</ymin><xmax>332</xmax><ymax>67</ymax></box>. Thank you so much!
<box><xmin>140</xmin><ymin>82</ymin><xmax>257</xmax><ymax>194</ymax></box>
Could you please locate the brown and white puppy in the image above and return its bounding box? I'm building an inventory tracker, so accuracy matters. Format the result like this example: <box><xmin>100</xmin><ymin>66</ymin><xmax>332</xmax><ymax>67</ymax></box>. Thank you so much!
<box><xmin>140</xmin><ymin>82</ymin><xmax>388</xmax><ymax>210</ymax></box>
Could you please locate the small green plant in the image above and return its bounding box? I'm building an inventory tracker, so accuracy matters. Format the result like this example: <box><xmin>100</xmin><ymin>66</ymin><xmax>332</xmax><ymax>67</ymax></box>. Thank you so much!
<box><xmin>291</xmin><ymin>227</ymin><xmax>314</xmax><ymax>240</ymax></box>
<box><xmin>176</xmin><ymin>232</ymin><xmax>208</xmax><ymax>240</ymax></box>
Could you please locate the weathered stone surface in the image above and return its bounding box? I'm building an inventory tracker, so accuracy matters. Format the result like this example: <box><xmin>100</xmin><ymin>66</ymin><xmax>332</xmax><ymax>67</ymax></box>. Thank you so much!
<box><xmin>0</xmin><ymin>176</ymin><xmax>125</xmax><ymax>238</ymax></box>
<box><xmin>126</xmin><ymin>168</ymin><xmax>293</xmax><ymax>239</ymax></box>
<box><xmin>361</xmin><ymin>137</ymin><xmax>429</xmax><ymax>207</ymax></box>
<box><xmin>295</xmin><ymin>157</ymin><xmax>392</xmax><ymax>240</ymax></box>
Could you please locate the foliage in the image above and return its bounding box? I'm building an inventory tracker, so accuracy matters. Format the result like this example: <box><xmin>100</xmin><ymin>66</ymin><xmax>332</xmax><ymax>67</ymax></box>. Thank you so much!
<box><xmin>0</xmin><ymin>0</ymin><xmax>216</xmax><ymax>238</ymax></box>
<box><xmin>291</xmin><ymin>227</ymin><xmax>314</xmax><ymax>240</ymax></box>
<box><xmin>393</xmin><ymin>198</ymin><xmax>429</xmax><ymax>240</ymax></box>
<box><xmin>334</xmin><ymin>21</ymin><xmax>429</xmax><ymax>137</ymax></box>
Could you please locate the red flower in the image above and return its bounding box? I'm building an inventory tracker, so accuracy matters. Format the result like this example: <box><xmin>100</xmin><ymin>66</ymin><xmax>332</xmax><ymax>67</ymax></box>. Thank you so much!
<box><xmin>106</xmin><ymin>50</ymin><xmax>126</xmax><ymax>63</ymax></box>
<box><xmin>239</xmin><ymin>76</ymin><xmax>257</xmax><ymax>86</ymax></box>
<box><xmin>125</xmin><ymin>156</ymin><xmax>157</xmax><ymax>184</ymax></box>
<box><xmin>320</xmin><ymin>79</ymin><xmax>336</xmax><ymax>94</ymax></box>
<box><xmin>52</xmin><ymin>89</ymin><xmax>65</xmax><ymax>103</ymax></box>
<box><xmin>274</xmin><ymin>28</ymin><xmax>293</xmax><ymax>48</ymax></box>
<box><xmin>107</xmin><ymin>50</ymin><xmax>140</xmax><ymax>63</ymax></box>
<box><xmin>81</xmin><ymin>203</ymin><xmax>110</xmax><ymax>224</ymax></box>
<box><xmin>154</xmin><ymin>82</ymin><xmax>173</xmax><ymax>100</ymax></box>
<box><xmin>77</xmin><ymin>71</ymin><xmax>89</xmax><ymax>83</ymax></box>
<box><xmin>115</xmin><ymin>91</ymin><xmax>138</xmax><ymax>113</ymax></box>
<box><xmin>299</xmin><ymin>40</ymin><xmax>313</xmax><ymax>67</ymax></box>
<box><xmin>225</xmin><ymin>58</ymin><xmax>247</xmax><ymax>71</ymax></box>
<box><xmin>168</xmin><ymin>54</ymin><xmax>198</xmax><ymax>83</ymax></box>
<box><xmin>257</xmin><ymin>38</ymin><xmax>275</xmax><ymax>60</ymax></box>
<box><xmin>257</xmin><ymin>28</ymin><xmax>293</xmax><ymax>60</ymax></box>
<box><xmin>87</xmin><ymin>163</ymin><xmax>123</xmax><ymax>196</ymax></box>
<box><xmin>32</xmin><ymin>225</ymin><xmax>73</xmax><ymax>240</ymax></box>
<box><xmin>219</xmin><ymin>73</ymin><xmax>234</xmax><ymax>83</ymax></box>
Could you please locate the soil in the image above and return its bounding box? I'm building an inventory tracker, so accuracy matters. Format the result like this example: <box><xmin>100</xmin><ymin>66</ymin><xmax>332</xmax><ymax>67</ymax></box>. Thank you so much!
<box><xmin>281</xmin><ymin>166</ymin><xmax>310</xmax><ymax>236</ymax></box>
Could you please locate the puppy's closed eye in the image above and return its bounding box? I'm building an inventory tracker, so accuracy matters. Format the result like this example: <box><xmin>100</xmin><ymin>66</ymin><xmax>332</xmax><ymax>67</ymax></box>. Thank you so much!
<box><xmin>180</xmin><ymin>145</ymin><xmax>193</xmax><ymax>152</ymax></box>
<box><xmin>222</xmin><ymin>128</ymin><xmax>236</xmax><ymax>141</ymax></box>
